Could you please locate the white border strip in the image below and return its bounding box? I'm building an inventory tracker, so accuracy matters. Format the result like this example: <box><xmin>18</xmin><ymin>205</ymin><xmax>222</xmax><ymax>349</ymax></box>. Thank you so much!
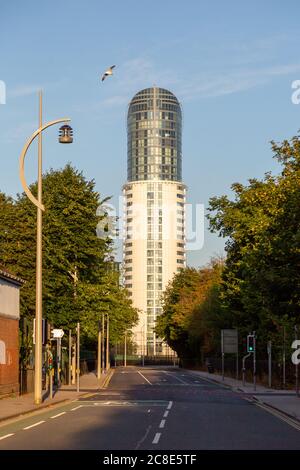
<box><xmin>138</xmin><ymin>371</ymin><xmax>152</xmax><ymax>385</ymax></box>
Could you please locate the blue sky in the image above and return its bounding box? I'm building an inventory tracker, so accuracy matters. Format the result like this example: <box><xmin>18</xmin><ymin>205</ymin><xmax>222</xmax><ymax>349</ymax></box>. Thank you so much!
<box><xmin>1</xmin><ymin>1</ymin><xmax>300</xmax><ymax>266</ymax></box>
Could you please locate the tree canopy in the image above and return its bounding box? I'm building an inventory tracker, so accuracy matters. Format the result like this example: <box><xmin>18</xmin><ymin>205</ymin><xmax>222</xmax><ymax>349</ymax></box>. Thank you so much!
<box><xmin>0</xmin><ymin>164</ymin><xmax>138</xmax><ymax>346</ymax></box>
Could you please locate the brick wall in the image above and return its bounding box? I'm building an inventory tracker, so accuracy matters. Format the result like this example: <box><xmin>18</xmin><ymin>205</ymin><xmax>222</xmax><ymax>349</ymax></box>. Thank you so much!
<box><xmin>0</xmin><ymin>315</ymin><xmax>19</xmax><ymax>395</ymax></box>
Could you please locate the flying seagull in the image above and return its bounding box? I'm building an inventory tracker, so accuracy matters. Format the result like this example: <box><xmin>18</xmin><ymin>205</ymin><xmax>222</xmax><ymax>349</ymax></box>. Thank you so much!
<box><xmin>101</xmin><ymin>65</ymin><xmax>116</xmax><ymax>82</ymax></box>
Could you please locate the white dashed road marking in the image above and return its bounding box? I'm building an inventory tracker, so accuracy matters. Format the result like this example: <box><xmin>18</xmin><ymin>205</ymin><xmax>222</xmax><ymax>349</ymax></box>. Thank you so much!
<box><xmin>152</xmin><ymin>432</ymin><xmax>161</xmax><ymax>444</ymax></box>
<box><xmin>163</xmin><ymin>410</ymin><xmax>169</xmax><ymax>418</ymax></box>
<box><xmin>23</xmin><ymin>421</ymin><xmax>45</xmax><ymax>430</ymax></box>
<box><xmin>159</xmin><ymin>419</ymin><xmax>166</xmax><ymax>429</ymax></box>
<box><xmin>0</xmin><ymin>434</ymin><xmax>14</xmax><ymax>441</ymax></box>
<box><xmin>167</xmin><ymin>401</ymin><xmax>173</xmax><ymax>410</ymax></box>
<box><xmin>50</xmin><ymin>412</ymin><xmax>66</xmax><ymax>419</ymax></box>
<box><xmin>71</xmin><ymin>405</ymin><xmax>82</xmax><ymax>411</ymax></box>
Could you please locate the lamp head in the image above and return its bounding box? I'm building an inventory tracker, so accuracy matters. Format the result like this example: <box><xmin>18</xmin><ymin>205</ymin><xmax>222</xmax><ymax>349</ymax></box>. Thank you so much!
<box><xmin>59</xmin><ymin>124</ymin><xmax>73</xmax><ymax>144</ymax></box>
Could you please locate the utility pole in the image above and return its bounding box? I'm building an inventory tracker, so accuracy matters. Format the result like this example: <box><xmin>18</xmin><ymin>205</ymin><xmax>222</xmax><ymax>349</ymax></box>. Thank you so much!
<box><xmin>97</xmin><ymin>321</ymin><xmax>102</xmax><ymax>379</ymax></box>
<box><xmin>295</xmin><ymin>326</ymin><xmax>299</xmax><ymax>397</ymax></box>
<box><xmin>124</xmin><ymin>331</ymin><xmax>127</xmax><ymax>367</ymax></box>
<box><xmin>267</xmin><ymin>341</ymin><xmax>272</xmax><ymax>388</ymax></box>
<box><xmin>283</xmin><ymin>326</ymin><xmax>286</xmax><ymax>388</ymax></box>
<box><xmin>102</xmin><ymin>313</ymin><xmax>105</xmax><ymax>373</ymax></box>
<box><xmin>106</xmin><ymin>314</ymin><xmax>110</xmax><ymax>371</ymax></box>
<box><xmin>34</xmin><ymin>91</ymin><xmax>43</xmax><ymax>405</ymax></box>
<box><xmin>77</xmin><ymin>322</ymin><xmax>80</xmax><ymax>392</ymax></box>
<box><xmin>57</xmin><ymin>337</ymin><xmax>62</xmax><ymax>388</ymax></box>
<box><xmin>253</xmin><ymin>331</ymin><xmax>256</xmax><ymax>392</ymax></box>
<box><xmin>68</xmin><ymin>329</ymin><xmax>72</xmax><ymax>385</ymax></box>
<box><xmin>221</xmin><ymin>330</ymin><xmax>225</xmax><ymax>381</ymax></box>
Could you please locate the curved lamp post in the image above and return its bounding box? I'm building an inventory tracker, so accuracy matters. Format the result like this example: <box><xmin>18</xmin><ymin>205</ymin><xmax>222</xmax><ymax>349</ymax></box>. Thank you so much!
<box><xmin>19</xmin><ymin>91</ymin><xmax>72</xmax><ymax>404</ymax></box>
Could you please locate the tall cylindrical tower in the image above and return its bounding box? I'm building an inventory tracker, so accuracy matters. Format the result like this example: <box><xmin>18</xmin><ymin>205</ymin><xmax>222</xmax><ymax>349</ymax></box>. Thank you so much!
<box><xmin>123</xmin><ymin>87</ymin><xmax>186</xmax><ymax>355</ymax></box>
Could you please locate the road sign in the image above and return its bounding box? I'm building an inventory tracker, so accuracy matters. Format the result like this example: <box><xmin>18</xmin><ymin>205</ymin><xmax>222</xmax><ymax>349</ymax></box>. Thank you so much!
<box><xmin>221</xmin><ymin>329</ymin><xmax>238</xmax><ymax>354</ymax></box>
<box><xmin>52</xmin><ymin>328</ymin><xmax>64</xmax><ymax>339</ymax></box>
<box><xmin>33</xmin><ymin>319</ymin><xmax>50</xmax><ymax>345</ymax></box>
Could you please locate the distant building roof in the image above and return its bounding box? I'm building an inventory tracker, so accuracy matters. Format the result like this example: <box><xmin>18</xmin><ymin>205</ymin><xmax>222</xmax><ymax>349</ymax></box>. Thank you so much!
<box><xmin>0</xmin><ymin>267</ymin><xmax>24</xmax><ymax>287</ymax></box>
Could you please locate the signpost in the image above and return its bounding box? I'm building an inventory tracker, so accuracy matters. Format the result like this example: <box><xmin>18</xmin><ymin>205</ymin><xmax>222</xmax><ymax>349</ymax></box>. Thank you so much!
<box><xmin>267</xmin><ymin>341</ymin><xmax>272</xmax><ymax>388</ymax></box>
<box><xmin>242</xmin><ymin>332</ymin><xmax>256</xmax><ymax>389</ymax></box>
<box><xmin>77</xmin><ymin>322</ymin><xmax>80</xmax><ymax>393</ymax></box>
<box><xmin>52</xmin><ymin>329</ymin><xmax>64</xmax><ymax>388</ymax></box>
<box><xmin>221</xmin><ymin>329</ymin><xmax>238</xmax><ymax>381</ymax></box>
<box><xmin>47</xmin><ymin>349</ymin><xmax>53</xmax><ymax>399</ymax></box>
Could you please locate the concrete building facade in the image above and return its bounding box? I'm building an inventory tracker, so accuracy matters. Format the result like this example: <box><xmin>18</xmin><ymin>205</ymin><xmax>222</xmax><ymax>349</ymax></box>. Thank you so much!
<box><xmin>123</xmin><ymin>87</ymin><xmax>186</xmax><ymax>355</ymax></box>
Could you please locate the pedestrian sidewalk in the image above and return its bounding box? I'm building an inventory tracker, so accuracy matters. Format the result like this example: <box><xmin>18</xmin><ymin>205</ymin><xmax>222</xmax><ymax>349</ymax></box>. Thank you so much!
<box><xmin>184</xmin><ymin>369</ymin><xmax>300</xmax><ymax>421</ymax></box>
<box><xmin>0</xmin><ymin>369</ymin><xmax>114</xmax><ymax>424</ymax></box>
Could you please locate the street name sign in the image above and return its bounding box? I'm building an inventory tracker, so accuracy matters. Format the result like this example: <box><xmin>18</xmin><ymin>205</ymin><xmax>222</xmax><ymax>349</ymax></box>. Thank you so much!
<box><xmin>52</xmin><ymin>328</ymin><xmax>64</xmax><ymax>339</ymax></box>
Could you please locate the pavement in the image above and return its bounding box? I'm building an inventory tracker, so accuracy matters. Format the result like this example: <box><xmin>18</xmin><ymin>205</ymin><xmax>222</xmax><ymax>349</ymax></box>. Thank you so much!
<box><xmin>185</xmin><ymin>369</ymin><xmax>300</xmax><ymax>422</ymax></box>
<box><xmin>0</xmin><ymin>366</ymin><xmax>300</xmax><ymax>449</ymax></box>
<box><xmin>0</xmin><ymin>369</ymin><xmax>114</xmax><ymax>423</ymax></box>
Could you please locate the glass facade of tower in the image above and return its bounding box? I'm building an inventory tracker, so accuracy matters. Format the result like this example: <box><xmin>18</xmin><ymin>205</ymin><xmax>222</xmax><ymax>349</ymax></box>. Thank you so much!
<box><xmin>127</xmin><ymin>87</ymin><xmax>182</xmax><ymax>182</ymax></box>
<box><xmin>124</xmin><ymin>87</ymin><xmax>185</xmax><ymax>356</ymax></box>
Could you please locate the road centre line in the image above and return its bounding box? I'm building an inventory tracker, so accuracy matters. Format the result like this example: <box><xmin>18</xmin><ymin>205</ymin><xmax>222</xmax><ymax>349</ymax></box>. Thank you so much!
<box><xmin>50</xmin><ymin>412</ymin><xmax>66</xmax><ymax>419</ymax></box>
<box><xmin>23</xmin><ymin>421</ymin><xmax>45</xmax><ymax>430</ymax></box>
<box><xmin>167</xmin><ymin>401</ymin><xmax>173</xmax><ymax>410</ymax></box>
<box><xmin>163</xmin><ymin>410</ymin><xmax>169</xmax><ymax>418</ymax></box>
<box><xmin>0</xmin><ymin>433</ymin><xmax>14</xmax><ymax>440</ymax></box>
<box><xmin>138</xmin><ymin>371</ymin><xmax>152</xmax><ymax>385</ymax></box>
<box><xmin>152</xmin><ymin>432</ymin><xmax>161</xmax><ymax>444</ymax></box>
<box><xmin>159</xmin><ymin>419</ymin><xmax>166</xmax><ymax>428</ymax></box>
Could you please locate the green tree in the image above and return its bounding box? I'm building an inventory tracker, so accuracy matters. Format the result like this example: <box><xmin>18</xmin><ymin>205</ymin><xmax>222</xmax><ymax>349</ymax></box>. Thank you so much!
<box><xmin>207</xmin><ymin>134</ymin><xmax>300</xmax><ymax>350</ymax></box>
<box><xmin>156</xmin><ymin>261</ymin><xmax>224</xmax><ymax>364</ymax></box>
<box><xmin>0</xmin><ymin>164</ymin><xmax>138</xmax><ymax>346</ymax></box>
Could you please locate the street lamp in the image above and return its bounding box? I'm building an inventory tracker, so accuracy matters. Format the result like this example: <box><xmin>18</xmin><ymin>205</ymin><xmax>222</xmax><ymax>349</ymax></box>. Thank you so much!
<box><xmin>19</xmin><ymin>90</ymin><xmax>73</xmax><ymax>405</ymax></box>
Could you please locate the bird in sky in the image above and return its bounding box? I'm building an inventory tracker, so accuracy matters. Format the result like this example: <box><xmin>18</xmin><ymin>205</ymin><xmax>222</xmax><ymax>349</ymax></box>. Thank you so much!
<box><xmin>101</xmin><ymin>65</ymin><xmax>116</xmax><ymax>82</ymax></box>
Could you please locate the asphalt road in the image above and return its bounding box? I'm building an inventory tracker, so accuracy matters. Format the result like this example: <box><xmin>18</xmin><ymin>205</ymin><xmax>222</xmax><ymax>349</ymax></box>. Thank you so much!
<box><xmin>0</xmin><ymin>366</ymin><xmax>300</xmax><ymax>450</ymax></box>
